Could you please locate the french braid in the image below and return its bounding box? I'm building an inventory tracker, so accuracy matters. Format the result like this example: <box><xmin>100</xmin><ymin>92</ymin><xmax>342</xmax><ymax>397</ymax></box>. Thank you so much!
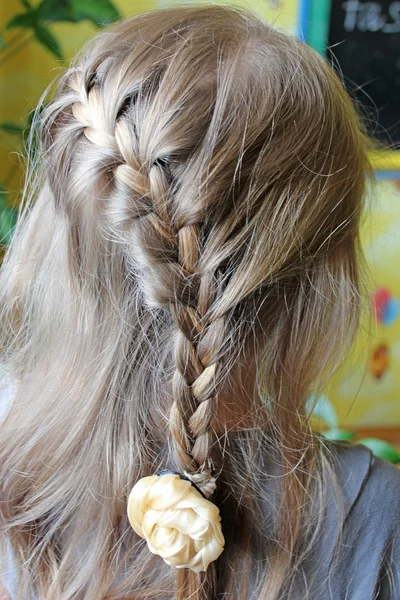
<box><xmin>69</xmin><ymin>70</ymin><xmax>225</xmax><ymax>498</ymax></box>
<box><xmin>1</xmin><ymin>8</ymin><xmax>372</xmax><ymax>600</ymax></box>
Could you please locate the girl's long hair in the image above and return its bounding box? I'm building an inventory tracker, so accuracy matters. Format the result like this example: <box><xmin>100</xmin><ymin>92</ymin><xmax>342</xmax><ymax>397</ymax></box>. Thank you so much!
<box><xmin>0</xmin><ymin>6</ymin><xmax>372</xmax><ymax>600</ymax></box>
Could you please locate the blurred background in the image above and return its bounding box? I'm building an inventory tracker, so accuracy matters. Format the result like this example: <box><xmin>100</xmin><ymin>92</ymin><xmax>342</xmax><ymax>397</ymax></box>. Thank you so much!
<box><xmin>1</xmin><ymin>0</ymin><xmax>400</xmax><ymax>449</ymax></box>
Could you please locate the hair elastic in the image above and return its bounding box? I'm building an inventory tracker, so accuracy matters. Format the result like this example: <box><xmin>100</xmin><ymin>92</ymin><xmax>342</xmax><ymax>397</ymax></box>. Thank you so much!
<box><xmin>156</xmin><ymin>469</ymin><xmax>208</xmax><ymax>499</ymax></box>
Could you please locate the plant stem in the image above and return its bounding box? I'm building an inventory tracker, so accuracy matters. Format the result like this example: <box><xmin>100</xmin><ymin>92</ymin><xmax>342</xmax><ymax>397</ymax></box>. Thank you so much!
<box><xmin>0</xmin><ymin>34</ymin><xmax>32</xmax><ymax>68</ymax></box>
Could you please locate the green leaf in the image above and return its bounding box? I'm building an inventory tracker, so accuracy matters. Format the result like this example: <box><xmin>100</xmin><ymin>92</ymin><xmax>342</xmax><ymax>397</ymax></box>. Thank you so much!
<box><xmin>38</xmin><ymin>0</ymin><xmax>120</xmax><ymax>27</ymax></box>
<box><xmin>20</xmin><ymin>0</ymin><xmax>32</xmax><ymax>8</ymax></box>
<box><xmin>358</xmin><ymin>438</ymin><xmax>400</xmax><ymax>464</ymax></box>
<box><xmin>34</xmin><ymin>24</ymin><xmax>62</xmax><ymax>59</ymax></box>
<box><xmin>322</xmin><ymin>428</ymin><xmax>356</xmax><ymax>442</ymax></box>
<box><xmin>0</xmin><ymin>122</ymin><xmax>24</xmax><ymax>135</ymax></box>
<box><xmin>0</xmin><ymin>187</ymin><xmax>9</xmax><ymax>211</ymax></box>
<box><xmin>0</xmin><ymin>191</ymin><xmax>17</xmax><ymax>246</ymax></box>
<box><xmin>6</xmin><ymin>11</ymin><xmax>37</xmax><ymax>30</ymax></box>
<box><xmin>73</xmin><ymin>0</ymin><xmax>120</xmax><ymax>26</ymax></box>
<box><xmin>0</xmin><ymin>207</ymin><xmax>17</xmax><ymax>245</ymax></box>
<box><xmin>38</xmin><ymin>0</ymin><xmax>75</xmax><ymax>22</ymax></box>
<box><xmin>0</xmin><ymin>33</ymin><xmax>6</xmax><ymax>50</ymax></box>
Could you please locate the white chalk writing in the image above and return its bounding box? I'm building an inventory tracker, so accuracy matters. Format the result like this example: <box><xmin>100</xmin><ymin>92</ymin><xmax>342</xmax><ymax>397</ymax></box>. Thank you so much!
<box><xmin>342</xmin><ymin>1</ymin><xmax>400</xmax><ymax>33</ymax></box>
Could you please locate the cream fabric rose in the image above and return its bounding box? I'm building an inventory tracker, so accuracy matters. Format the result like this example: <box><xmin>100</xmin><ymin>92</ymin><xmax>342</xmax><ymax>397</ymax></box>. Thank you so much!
<box><xmin>127</xmin><ymin>473</ymin><xmax>225</xmax><ymax>573</ymax></box>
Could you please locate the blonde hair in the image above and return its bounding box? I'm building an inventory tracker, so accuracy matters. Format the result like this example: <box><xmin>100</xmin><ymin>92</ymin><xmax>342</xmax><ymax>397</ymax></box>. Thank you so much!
<box><xmin>0</xmin><ymin>6</ymin><xmax>372</xmax><ymax>599</ymax></box>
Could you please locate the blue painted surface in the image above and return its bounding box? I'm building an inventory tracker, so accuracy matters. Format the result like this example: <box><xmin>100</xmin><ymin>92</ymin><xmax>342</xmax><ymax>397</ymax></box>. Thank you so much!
<box><xmin>298</xmin><ymin>0</ymin><xmax>311</xmax><ymax>41</ymax></box>
<box><xmin>374</xmin><ymin>170</ymin><xmax>400</xmax><ymax>180</ymax></box>
<box><xmin>382</xmin><ymin>298</ymin><xmax>399</xmax><ymax>327</ymax></box>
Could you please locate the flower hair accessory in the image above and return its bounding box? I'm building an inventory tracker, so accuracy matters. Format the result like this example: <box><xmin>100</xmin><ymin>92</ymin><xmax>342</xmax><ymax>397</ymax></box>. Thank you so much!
<box><xmin>127</xmin><ymin>470</ymin><xmax>225</xmax><ymax>573</ymax></box>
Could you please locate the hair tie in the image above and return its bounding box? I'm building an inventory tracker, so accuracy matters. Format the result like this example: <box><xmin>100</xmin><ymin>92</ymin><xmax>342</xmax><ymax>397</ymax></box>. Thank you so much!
<box><xmin>127</xmin><ymin>470</ymin><xmax>225</xmax><ymax>573</ymax></box>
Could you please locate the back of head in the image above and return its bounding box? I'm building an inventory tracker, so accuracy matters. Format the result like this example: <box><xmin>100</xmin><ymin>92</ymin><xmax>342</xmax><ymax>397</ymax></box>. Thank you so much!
<box><xmin>0</xmin><ymin>6</ymin><xmax>371</xmax><ymax>600</ymax></box>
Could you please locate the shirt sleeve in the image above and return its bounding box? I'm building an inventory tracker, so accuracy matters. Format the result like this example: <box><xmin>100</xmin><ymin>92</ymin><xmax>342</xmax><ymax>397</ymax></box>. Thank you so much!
<box><xmin>372</xmin><ymin>460</ymin><xmax>400</xmax><ymax>599</ymax></box>
<box><xmin>342</xmin><ymin>452</ymin><xmax>400</xmax><ymax>600</ymax></box>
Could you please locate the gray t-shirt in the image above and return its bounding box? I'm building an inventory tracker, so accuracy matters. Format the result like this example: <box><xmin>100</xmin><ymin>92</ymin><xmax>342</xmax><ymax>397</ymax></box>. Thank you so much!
<box><xmin>2</xmin><ymin>442</ymin><xmax>400</xmax><ymax>599</ymax></box>
<box><xmin>288</xmin><ymin>441</ymin><xmax>400</xmax><ymax>599</ymax></box>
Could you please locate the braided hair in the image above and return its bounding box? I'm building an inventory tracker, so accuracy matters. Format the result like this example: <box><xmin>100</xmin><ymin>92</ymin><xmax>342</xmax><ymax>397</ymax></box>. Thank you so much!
<box><xmin>61</xmin><ymin>65</ymin><xmax>227</xmax><ymax>496</ymax></box>
<box><xmin>0</xmin><ymin>6</ymin><xmax>371</xmax><ymax>600</ymax></box>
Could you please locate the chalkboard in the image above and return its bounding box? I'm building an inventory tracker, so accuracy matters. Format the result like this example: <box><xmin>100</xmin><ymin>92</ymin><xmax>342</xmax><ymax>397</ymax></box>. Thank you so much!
<box><xmin>328</xmin><ymin>1</ymin><xmax>400</xmax><ymax>145</ymax></box>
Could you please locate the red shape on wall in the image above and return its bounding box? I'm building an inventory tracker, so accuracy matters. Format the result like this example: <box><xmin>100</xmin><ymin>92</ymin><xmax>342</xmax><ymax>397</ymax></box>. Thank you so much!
<box><xmin>373</xmin><ymin>288</ymin><xmax>391</xmax><ymax>324</ymax></box>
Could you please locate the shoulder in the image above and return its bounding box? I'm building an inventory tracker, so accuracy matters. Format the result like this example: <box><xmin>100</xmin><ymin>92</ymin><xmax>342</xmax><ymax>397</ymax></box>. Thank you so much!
<box><xmin>322</xmin><ymin>440</ymin><xmax>400</xmax><ymax>533</ymax></box>
<box><xmin>323</xmin><ymin>441</ymin><xmax>400</xmax><ymax>599</ymax></box>
<box><xmin>364</xmin><ymin>449</ymin><xmax>400</xmax><ymax>501</ymax></box>
<box><xmin>346</xmin><ymin>444</ymin><xmax>400</xmax><ymax>553</ymax></box>
<box><xmin>328</xmin><ymin>440</ymin><xmax>400</xmax><ymax>522</ymax></box>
